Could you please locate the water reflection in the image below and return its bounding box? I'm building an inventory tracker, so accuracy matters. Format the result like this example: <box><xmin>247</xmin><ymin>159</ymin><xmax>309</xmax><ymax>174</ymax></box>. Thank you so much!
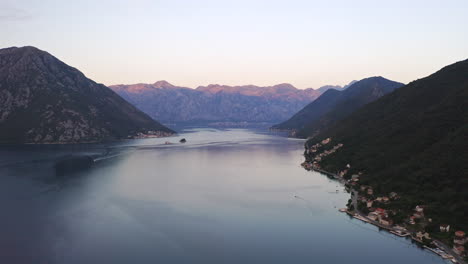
<box><xmin>0</xmin><ymin>128</ymin><xmax>446</xmax><ymax>264</ymax></box>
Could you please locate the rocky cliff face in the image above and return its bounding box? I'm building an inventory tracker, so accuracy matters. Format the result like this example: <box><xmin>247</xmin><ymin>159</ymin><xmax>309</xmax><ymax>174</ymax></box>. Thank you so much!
<box><xmin>111</xmin><ymin>81</ymin><xmax>338</xmax><ymax>124</ymax></box>
<box><xmin>0</xmin><ymin>46</ymin><xmax>174</xmax><ymax>144</ymax></box>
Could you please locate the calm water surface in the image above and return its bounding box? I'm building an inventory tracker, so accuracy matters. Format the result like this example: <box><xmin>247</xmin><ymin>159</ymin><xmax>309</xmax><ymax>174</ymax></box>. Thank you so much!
<box><xmin>0</xmin><ymin>128</ymin><xmax>448</xmax><ymax>264</ymax></box>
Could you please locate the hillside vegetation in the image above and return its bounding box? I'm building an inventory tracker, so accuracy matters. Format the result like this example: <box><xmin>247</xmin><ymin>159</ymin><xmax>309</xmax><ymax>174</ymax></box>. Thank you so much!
<box><xmin>305</xmin><ymin>59</ymin><xmax>468</xmax><ymax>230</ymax></box>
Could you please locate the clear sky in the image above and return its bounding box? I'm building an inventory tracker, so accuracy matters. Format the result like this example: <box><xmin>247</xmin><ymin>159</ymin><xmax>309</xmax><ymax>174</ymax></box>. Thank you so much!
<box><xmin>1</xmin><ymin>0</ymin><xmax>467</xmax><ymax>88</ymax></box>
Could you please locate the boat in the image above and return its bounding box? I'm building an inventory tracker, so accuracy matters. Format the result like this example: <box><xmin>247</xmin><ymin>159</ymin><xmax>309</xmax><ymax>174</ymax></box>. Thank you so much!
<box><xmin>179</xmin><ymin>138</ymin><xmax>186</xmax><ymax>143</ymax></box>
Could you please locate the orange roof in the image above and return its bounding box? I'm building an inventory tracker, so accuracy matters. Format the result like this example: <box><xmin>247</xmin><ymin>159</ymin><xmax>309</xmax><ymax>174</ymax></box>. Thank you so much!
<box><xmin>455</xmin><ymin>231</ymin><xmax>465</xmax><ymax>237</ymax></box>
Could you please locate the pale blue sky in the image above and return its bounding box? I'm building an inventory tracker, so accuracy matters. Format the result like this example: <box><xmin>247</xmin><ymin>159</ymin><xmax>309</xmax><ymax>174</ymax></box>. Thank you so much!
<box><xmin>1</xmin><ymin>0</ymin><xmax>467</xmax><ymax>88</ymax></box>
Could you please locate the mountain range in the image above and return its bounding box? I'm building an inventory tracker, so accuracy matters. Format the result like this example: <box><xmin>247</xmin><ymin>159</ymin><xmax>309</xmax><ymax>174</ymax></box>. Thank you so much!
<box><xmin>110</xmin><ymin>81</ymin><xmax>354</xmax><ymax>125</ymax></box>
<box><xmin>0</xmin><ymin>46</ymin><xmax>174</xmax><ymax>144</ymax></box>
<box><xmin>316</xmin><ymin>80</ymin><xmax>357</xmax><ymax>93</ymax></box>
<box><xmin>272</xmin><ymin>77</ymin><xmax>404</xmax><ymax>137</ymax></box>
<box><xmin>305</xmin><ymin>59</ymin><xmax>468</xmax><ymax>231</ymax></box>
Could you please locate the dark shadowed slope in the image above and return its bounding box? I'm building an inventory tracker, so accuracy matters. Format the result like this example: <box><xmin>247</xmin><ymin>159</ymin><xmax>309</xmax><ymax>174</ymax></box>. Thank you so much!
<box><xmin>0</xmin><ymin>46</ymin><xmax>174</xmax><ymax>144</ymax></box>
<box><xmin>316</xmin><ymin>80</ymin><xmax>357</xmax><ymax>93</ymax></box>
<box><xmin>272</xmin><ymin>77</ymin><xmax>403</xmax><ymax>136</ymax></box>
<box><xmin>306</xmin><ymin>59</ymin><xmax>468</xmax><ymax>230</ymax></box>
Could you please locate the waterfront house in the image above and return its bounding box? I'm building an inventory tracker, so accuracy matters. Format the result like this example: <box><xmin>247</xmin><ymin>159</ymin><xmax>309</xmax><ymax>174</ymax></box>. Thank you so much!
<box><xmin>394</xmin><ymin>225</ymin><xmax>407</xmax><ymax>232</ymax></box>
<box><xmin>366</xmin><ymin>200</ymin><xmax>373</xmax><ymax>208</ymax></box>
<box><xmin>454</xmin><ymin>238</ymin><xmax>466</xmax><ymax>246</ymax></box>
<box><xmin>413</xmin><ymin>211</ymin><xmax>424</xmax><ymax>219</ymax></box>
<box><xmin>375</xmin><ymin>208</ymin><xmax>387</xmax><ymax>218</ymax></box>
<box><xmin>416</xmin><ymin>232</ymin><xmax>431</xmax><ymax>240</ymax></box>
<box><xmin>453</xmin><ymin>246</ymin><xmax>465</xmax><ymax>256</ymax></box>
<box><xmin>351</xmin><ymin>175</ymin><xmax>359</xmax><ymax>182</ymax></box>
<box><xmin>415</xmin><ymin>205</ymin><xmax>424</xmax><ymax>213</ymax></box>
<box><xmin>440</xmin><ymin>224</ymin><xmax>450</xmax><ymax>232</ymax></box>
<box><xmin>375</xmin><ymin>208</ymin><xmax>385</xmax><ymax>214</ymax></box>
<box><xmin>379</xmin><ymin>217</ymin><xmax>393</xmax><ymax>226</ymax></box>
<box><xmin>382</xmin><ymin>197</ymin><xmax>390</xmax><ymax>203</ymax></box>
<box><xmin>454</xmin><ymin>231</ymin><xmax>466</xmax><ymax>245</ymax></box>
<box><xmin>368</xmin><ymin>212</ymin><xmax>379</xmax><ymax>221</ymax></box>
<box><xmin>389</xmin><ymin>192</ymin><xmax>398</xmax><ymax>199</ymax></box>
<box><xmin>367</xmin><ymin>188</ymin><xmax>373</xmax><ymax>195</ymax></box>
<box><xmin>409</xmin><ymin>216</ymin><xmax>416</xmax><ymax>225</ymax></box>
<box><xmin>413</xmin><ymin>206</ymin><xmax>424</xmax><ymax>218</ymax></box>
<box><xmin>321</xmin><ymin>138</ymin><xmax>331</xmax><ymax>145</ymax></box>
<box><xmin>455</xmin><ymin>231</ymin><xmax>466</xmax><ymax>238</ymax></box>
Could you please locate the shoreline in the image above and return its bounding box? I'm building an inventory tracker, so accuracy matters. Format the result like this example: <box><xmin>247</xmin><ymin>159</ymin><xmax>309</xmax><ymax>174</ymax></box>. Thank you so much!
<box><xmin>307</xmin><ymin>166</ymin><xmax>466</xmax><ymax>264</ymax></box>
<box><xmin>0</xmin><ymin>132</ymin><xmax>177</xmax><ymax>146</ymax></box>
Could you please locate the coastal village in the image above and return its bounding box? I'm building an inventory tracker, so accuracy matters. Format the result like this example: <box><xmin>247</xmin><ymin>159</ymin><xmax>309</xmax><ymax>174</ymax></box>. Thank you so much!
<box><xmin>301</xmin><ymin>137</ymin><xmax>467</xmax><ymax>264</ymax></box>
<box><xmin>132</xmin><ymin>130</ymin><xmax>174</xmax><ymax>139</ymax></box>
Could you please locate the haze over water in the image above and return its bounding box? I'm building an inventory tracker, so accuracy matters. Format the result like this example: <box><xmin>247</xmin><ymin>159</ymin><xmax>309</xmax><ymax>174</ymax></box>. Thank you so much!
<box><xmin>0</xmin><ymin>128</ymin><xmax>447</xmax><ymax>264</ymax></box>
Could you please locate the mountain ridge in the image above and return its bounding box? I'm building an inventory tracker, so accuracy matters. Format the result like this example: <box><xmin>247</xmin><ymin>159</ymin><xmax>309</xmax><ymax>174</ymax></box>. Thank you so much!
<box><xmin>110</xmin><ymin>81</ymin><xmax>350</xmax><ymax>124</ymax></box>
<box><xmin>305</xmin><ymin>58</ymin><xmax>468</xmax><ymax>230</ymax></box>
<box><xmin>272</xmin><ymin>76</ymin><xmax>404</xmax><ymax>135</ymax></box>
<box><xmin>0</xmin><ymin>46</ymin><xmax>174</xmax><ymax>144</ymax></box>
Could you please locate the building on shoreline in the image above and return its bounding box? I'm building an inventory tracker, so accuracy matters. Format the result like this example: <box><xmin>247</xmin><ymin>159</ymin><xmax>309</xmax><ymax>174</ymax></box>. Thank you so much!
<box><xmin>440</xmin><ymin>224</ymin><xmax>451</xmax><ymax>232</ymax></box>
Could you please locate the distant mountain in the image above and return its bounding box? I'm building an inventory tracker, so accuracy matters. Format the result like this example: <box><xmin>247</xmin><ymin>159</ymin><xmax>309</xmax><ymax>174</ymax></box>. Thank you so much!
<box><xmin>272</xmin><ymin>77</ymin><xmax>403</xmax><ymax>136</ymax></box>
<box><xmin>306</xmin><ymin>59</ymin><xmax>468</xmax><ymax>231</ymax></box>
<box><xmin>316</xmin><ymin>85</ymin><xmax>343</xmax><ymax>93</ymax></box>
<box><xmin>195</xmin><ymin>83</ymin><xmax>319</xmax><ymax>99</ymax></box>
<box><xmin>342</xmin><ymin>80</ymin><xmax>358</xmax><ymax>90</ymax></box>
<box><xmin>0</xmin><ymin>46</ymin><xmax>174</xmax><ymax>144</ymax></box>
<box><xmin>111</xmin><ymin>82</ymin><xmax>325</xmax><ymax>125</ymax></box>
<box><xmin>316</xmin><ymin>80</ymin><xmax>356</xmax><ymax>93</ymax></box>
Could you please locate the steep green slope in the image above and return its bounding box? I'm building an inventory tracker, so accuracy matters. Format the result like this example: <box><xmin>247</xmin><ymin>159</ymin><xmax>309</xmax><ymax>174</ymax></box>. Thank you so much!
<box><xmin>272</xmin><ymin>77</ymin><xmax>403</xmax><ymax>136</ymax></box>
<box><xmin>306</xmin><ymin>59</ymin><xmax>468</xmax><ymax>230</ymax></box>
<box><xmin>297</xmin><ymin>77</ymin><xmax>404</xmax><ymax>137</ymax></box>
<box><xmin>272</xmin><ymin>89</ymin><xmax>342</xmax><ymax>131</ymax></box>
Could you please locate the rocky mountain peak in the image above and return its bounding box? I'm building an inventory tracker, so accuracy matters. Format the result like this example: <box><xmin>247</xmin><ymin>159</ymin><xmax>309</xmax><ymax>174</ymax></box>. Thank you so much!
<box><xmin>153</xmin><ymin>80</ymin><xmax>176</xmax><ymax>88</ymax></box>
<box><xmin>0</xmin><ymin>46</ymin><xmax>174</xmax><ymax>143</ymax></box>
